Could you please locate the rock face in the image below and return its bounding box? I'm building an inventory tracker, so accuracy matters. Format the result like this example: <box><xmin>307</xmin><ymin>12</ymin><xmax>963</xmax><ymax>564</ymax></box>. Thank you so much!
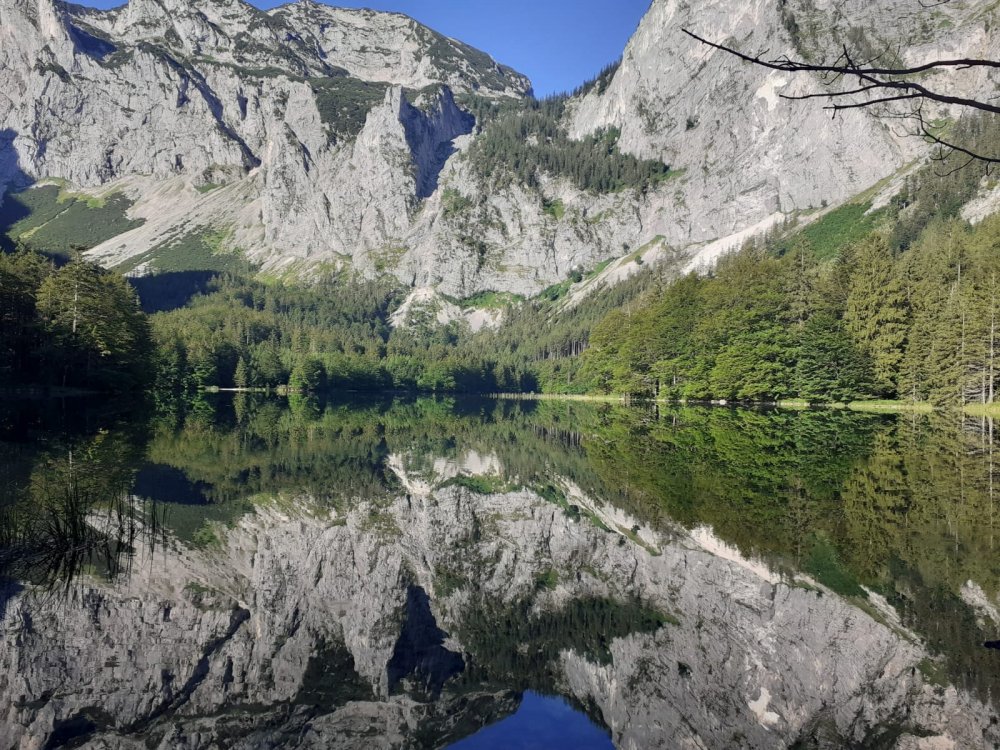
<box><xmin>570</xmin><ymin>0</ymin><xmax>906</xmax><ymax>264</ymax></box>
<box><xmin>1</xmin><ymin>458</ymin><xmax>998</xmax><ymax>749</ymax></box>
<box><xmin>0</xmin><ymin>0</ymin><xmax>997</xmax><ymax>297</ymax></box>
<box><xmin>564</xmin><ymin>0</ymin><xmax>1000</xmax><ymax>287</ymax></box>
<box><xmin>0</xmin><ymin>0</ymin><xmax>541</xmax><ymax>293</ymax></box>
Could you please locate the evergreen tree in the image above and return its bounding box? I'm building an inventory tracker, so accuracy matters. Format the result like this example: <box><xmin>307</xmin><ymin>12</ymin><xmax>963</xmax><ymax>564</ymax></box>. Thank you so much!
<box><xmin>796</xmin><ymin>313</ymin><xmax>873</xmax><ymax>402</ymax></box>
<box><xmin>578</xmin><ymin>309</ymin><xmax>627</xmax><ymax>393</ymax></box>
<box><xmin>35</xmin><ymin>261</ymin><xmax>152</xmax><ymax>390</ymax></box>
<box><xmin>0</xmin><ymin>248</ymin><xmax>48</xmax><ymax>381</ymax></box>
<box><xmin>843</xmin><ymin>235</ymin><xmax>908</xmax><ymax>397</ymax></box>
<box><xmin>646</xmin><ymin>273</ymin><xmax>702</xmax><ymax>398</ymax></box>
<box><xmin>289</xmin><ymin>357</ymin><xmax>327</xmax><ymax>393</ymax></box>
<box><xmin>234</xmin><ymin>357</ymin><xmax>251</xmax><ymax>389</ymax></box>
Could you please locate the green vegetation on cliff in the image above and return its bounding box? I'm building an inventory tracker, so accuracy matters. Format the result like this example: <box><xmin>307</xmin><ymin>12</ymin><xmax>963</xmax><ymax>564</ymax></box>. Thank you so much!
<box><xmin>0</xmin><ymin>185</ymin><xmax>144</xmax><ymax>259</ymax></box>
<box><xmin>464</xmin><ymin>94</ymin><xmax>674</xmax><ymax>193</ymax></box>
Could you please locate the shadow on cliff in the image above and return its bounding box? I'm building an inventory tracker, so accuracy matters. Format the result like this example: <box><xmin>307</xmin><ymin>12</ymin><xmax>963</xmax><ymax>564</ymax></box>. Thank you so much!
<box><xmin>387</xmin><ymin>584</ymin><xmax>465</xmax><ymax>699</ymax></box>
<box><xmin>402</xmin><ymin>95</ymin><xmax>475</xmax><ymax>200</ymax></box>
<box><xmin>0</xmin><ymin>128</ymin><xmax>35</xmax><ymax>253</ymax></box>
<box><xmin>416</xmin><ymin>138</ymin><xmax>463</xmax><ymax>199</ymax></box>
<box><xmin>129</xmin><ymin>270</ymin><xmax>220</xmax><ymax>313</ymax></box>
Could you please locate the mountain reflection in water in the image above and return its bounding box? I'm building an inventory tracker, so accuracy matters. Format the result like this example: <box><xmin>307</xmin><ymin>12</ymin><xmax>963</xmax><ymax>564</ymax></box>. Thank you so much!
<box><xmin>1</xmin><ymin>394</ymin><xmax>999</xmax><ymax>749</ymax></box>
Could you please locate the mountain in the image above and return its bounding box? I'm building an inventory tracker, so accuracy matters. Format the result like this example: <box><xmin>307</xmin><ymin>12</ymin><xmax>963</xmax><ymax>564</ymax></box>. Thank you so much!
<box><xmin>563</xmin><ymin>0</ymin><xmax>1000</xmax><ymax>297</ymax></box>
<box><xmin>0</xmin><ymin>0</ymin><xmax>530</xmax><ymax>290</ymax></box>
<box><xmin>0</xmin><ymin>0</ymin><xmax>997</xmax><ymax>302</ymax></box>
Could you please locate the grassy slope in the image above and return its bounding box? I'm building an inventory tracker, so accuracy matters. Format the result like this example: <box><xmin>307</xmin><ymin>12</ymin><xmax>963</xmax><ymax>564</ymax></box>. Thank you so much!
<box><xmin>0</xmin><ymin>185</ymin><xmax>144</xmax><ymax>259</ymax></box>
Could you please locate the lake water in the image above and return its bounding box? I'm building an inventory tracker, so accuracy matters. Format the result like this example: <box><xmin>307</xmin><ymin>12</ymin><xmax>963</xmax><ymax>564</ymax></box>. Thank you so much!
<box><xmin>1</xmin><ymin>394</ymin><xmax>999</xmax><ymax>748</ymax></box>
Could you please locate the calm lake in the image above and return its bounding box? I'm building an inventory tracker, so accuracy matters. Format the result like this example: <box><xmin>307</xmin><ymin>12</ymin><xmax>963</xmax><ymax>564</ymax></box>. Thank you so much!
<box><xmin>1</xmin><ymin>394</ymin><xmax>999</xmax><ymax>748</ymax></box>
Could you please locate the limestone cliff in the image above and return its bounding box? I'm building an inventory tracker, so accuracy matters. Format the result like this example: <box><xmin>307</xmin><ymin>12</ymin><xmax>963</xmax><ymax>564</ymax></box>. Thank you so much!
<box><xmin>0</xmin><ymin>0</ymin><xmax>997</xmax><ymax>298</ymax></box>
<box><xmin>566</xmin><ymin>0</ymin><xmax>1000</xmax><ymax>289</ymax></box>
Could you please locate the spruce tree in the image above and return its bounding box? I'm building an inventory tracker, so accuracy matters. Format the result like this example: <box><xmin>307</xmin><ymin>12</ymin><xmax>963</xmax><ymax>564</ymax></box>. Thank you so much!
<box><xmin>796</xmin><ymin>313</ymin><xmax>873</xmax><ymax>402</ymax></box>
<box><xmin>843</xmin><ymin>235</ymin><xmax>909</xmax><ymax>397</ymax></box>
<box><xmin>35</xmin><ymin>261</ymin><xmax>152</xmax><ymax>390</ymax></box>
<box><xmin>234</xmin><ymin>357</ymin><xmax>250</xmax><ymax>389</ymax></box>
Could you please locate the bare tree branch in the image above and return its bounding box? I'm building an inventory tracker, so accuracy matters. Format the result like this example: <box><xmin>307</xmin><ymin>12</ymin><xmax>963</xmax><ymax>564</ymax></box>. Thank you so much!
<box><xmin>682</xmin><ymin>30</ymin><xmax>1000</xmax><ymax>79</ymax></box>
<box><xmin>912</xmin><ymin>107</ymin><xmax>1000</xmax><ymax>169</ymax></box>
<box><xmin>824</xmin><ymin>93</ymin><xmax>925</xmax><ymax>111</ymax></box>
<box><xmin>680</xmin><ymin>26</ymin><xmax>1000</xmax><ymax>164</ymax></box>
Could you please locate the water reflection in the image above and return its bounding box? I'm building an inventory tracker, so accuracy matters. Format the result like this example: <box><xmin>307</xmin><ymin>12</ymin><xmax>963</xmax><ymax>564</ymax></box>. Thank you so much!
<box><xmin>0</xmin><ymin>400</ymin><xmax>162</xmax><ymax>590</ymax></box>
<box><xmin>1</xmin><ymin>395</ymin><xmax>999</xmax><ymax>748</ymax></box>
<box><xmin>446</xmin><ymin>692</ymin><xmax>613</xmax><ymax>750</ymax></box>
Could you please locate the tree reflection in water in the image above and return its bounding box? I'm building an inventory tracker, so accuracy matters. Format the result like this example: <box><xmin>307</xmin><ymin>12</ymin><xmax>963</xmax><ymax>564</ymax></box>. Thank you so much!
<box><xmin>0</xmin><ymin>401</ymin><xmax>162</xmax><ymax>591</ymax></box>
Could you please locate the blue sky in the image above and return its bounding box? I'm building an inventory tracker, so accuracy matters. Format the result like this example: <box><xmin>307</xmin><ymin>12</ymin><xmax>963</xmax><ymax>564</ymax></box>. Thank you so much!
<box><xmin>72</xmin><ymin>0</ymin><xmax>650</xmax><ymax>96</ymax></box>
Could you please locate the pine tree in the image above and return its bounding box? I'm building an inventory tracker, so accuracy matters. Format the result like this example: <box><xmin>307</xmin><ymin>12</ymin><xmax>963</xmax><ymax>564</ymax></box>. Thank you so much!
<box><xmin>0</xmin><ymin>248</ymin><xmax>49</xmax><ymax>382</ymax></box>
<box><xmin>234</xmin><ymin>357</ymin><xmax>250</xmax><ymax>389</ymax></box>
<box><xmin>900</xmin><ymin>221</ymin><xmax>969</xmax><ymax>406</ymax></box>
<box><xmin>578</xmin><ymin>309</ymin><xmax>627</xmax><ymax>393</ymax></box>
<box><xmin>289</xmin><ymin>357</ymin><xmax>327</xmax><ymax>393</ymax></box>
<box><xmin>35</xmin><ymin>261</ymin><xmax>152</xmax><ymax>390</ymax></box>
<box><xmin>648</xmin><ymin>273</ymin><xmax>703</xmax><ymax>398</ymax></box>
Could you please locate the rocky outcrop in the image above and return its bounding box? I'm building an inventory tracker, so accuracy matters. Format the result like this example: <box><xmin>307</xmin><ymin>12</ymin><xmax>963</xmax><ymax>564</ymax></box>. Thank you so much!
<box><xmin>251</xmin><ymin>85</ymin><xmax>476</xmax><ymax>274</ymax></box>
<box><xmin>567</xmin><ymin>0</ymin><xmax>1000</xmax><ymax>277</ymax></box>
<box><xmin>70</xmin><ymin>0</ymin><xmax>531</xmax><ymax>96</ymax></box>
<box><xmin>0</xmin><ymin>0</ymin><xmax>254</xmax><ymax>186</ymax></box>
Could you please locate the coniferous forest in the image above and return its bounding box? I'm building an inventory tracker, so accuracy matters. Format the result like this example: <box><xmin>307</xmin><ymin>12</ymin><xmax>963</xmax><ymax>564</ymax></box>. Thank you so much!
<box><xmin>0</xmin><ymin>250</ymin><xmax>152</xmax><ymax>391</ymax></box>
<box><xmin>463</xmin><ymin>92</ymin><xmax>676</xmax><ymax>193</ymax></box>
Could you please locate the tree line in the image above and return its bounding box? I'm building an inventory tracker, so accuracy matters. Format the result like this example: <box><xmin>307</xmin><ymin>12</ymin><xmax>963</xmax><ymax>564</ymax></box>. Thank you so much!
<box><xmin>0</xmin><ymin>248</ymin><xmax>152</xmax><ymax>391</ymax></box>
<box><xmin>6</xmin><ymin>196</ymin><xmax>998</xmax><ymax>406</ymax></box>
<box><xmin>578</xmin><ymin>117</ymin><xmax>1000</xmax><ymax>406</ymax></box>
<box><xmin>149</xmin><ymin>271</ymin><xmax>544</xmax><ymax>396</ymax></box>
<box><xmin>580</xmin><ymin>214</ymin><xmax>1000</xmax><ymax>407</ymax></box>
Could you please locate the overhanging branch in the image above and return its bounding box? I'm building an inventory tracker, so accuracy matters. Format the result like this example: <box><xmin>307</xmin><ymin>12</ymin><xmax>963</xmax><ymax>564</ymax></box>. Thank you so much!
<box><xmin>681</xmin><ymin>27</ymin><xmax>1000</xmax><ymax>164</ymax></box>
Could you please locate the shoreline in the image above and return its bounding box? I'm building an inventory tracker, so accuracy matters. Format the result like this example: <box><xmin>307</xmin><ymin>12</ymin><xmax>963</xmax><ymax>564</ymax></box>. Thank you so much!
<box><xmin>488</xmin><ymin>392</ymin><xmax>990</xmax><ymax>416</ymax></box>
<box><xmin>8</xmin><ymin>385</ymin><xmax>999</xmax><ymax>418</ymax></box>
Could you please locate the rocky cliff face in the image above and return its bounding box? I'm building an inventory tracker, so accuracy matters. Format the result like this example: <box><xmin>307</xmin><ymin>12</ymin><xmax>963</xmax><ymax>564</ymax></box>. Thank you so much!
<box><xmin>570</xmin><ymin>0</ymin><xmax>907</xmax><ymax>261</ymax></box>
<box><xmin>0</xmin><ymin>0</ymin><xmax>531</xmax><ymax>287</ymax></box>
<box><xmin>565</xmin><ymin>0</ymin><xmax>1000</xmax><ymax>288</ymax></box>
<box><xmin>0</xmin><ymin>0</ymin><xmax>996</xmax><ymax>298</ymax></box>
<box><xmin>1</xmin><ymin>454</ymin><xmax>997</xmax><ymax>749</ymax></box>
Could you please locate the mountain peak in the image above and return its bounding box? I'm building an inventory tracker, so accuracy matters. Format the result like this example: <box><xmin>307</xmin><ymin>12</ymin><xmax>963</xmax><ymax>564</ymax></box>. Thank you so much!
<box><xmin>267</xmin><ymin>1</ymin><xmax>532</xmax><ymax>97</ymax></box>
<box><xmin>63</xmin><ymin>0</ymin><xmax>531</xmax><ymax>98</ymax></box>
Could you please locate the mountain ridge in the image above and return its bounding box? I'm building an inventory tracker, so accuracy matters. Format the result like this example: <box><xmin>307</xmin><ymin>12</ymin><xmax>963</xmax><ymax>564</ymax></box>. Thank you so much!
<box><xmin>1</xmin><ymin>0</ymin><xmax>998</xmax><ymax>301</ymax></box>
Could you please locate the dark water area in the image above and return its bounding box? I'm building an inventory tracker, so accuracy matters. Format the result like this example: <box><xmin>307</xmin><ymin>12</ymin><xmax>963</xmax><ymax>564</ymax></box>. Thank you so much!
<box><xmin>1</xmin><ymin>394</ymin><xmax>999</xmax><ymax>748</ymax></box>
